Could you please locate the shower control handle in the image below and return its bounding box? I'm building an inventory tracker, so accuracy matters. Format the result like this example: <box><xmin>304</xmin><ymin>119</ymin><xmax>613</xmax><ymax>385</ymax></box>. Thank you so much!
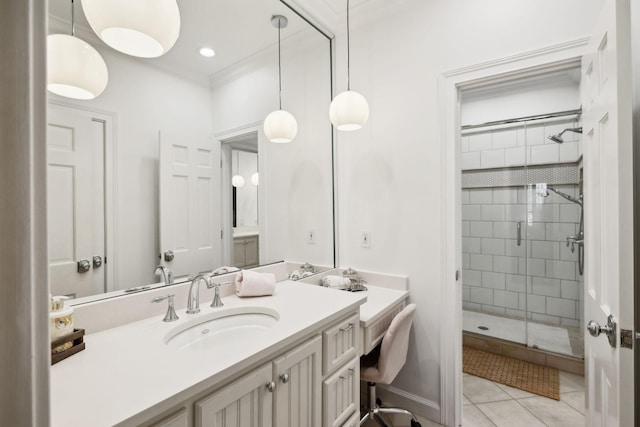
<box><xmin>587</xmin><ymin>314</ymin><xmax>617</xmax><ymax>348</ymax></box>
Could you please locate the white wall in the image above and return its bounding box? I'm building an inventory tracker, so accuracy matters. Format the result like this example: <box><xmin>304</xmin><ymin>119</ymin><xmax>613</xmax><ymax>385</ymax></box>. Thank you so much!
<box><xmin>331</xmin><ymin>0</ymin><xmax>604</xmax><ymax>418</ymax></box>
<box><xmin>48</xmin><ymin>40</ymin><xmax>215</xmax><ymax>290</ymax></box>
<box><xmin>210</xmin><ymin>29</ymin><xmax>335</xmax><ymax>267</ymax></box>
<box><xmin>460</xmin><ymin>71</ymin><xmax>581</xmax><ymax>126</ymax></box>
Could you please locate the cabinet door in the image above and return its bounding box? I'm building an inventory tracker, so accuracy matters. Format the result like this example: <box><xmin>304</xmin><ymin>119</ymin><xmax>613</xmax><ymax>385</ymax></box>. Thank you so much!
<box><xmin>244</xmin><ymin>236</ymin><xmax>259</xmax><ymax>267</ymax></box>
<box><xmin>233</xmin><ymin>238</ymin><xmax>246</xmax><ymax>268</ymax></box>
<box><xmin>195</xmin><ymin>363</ymin><xmax>273</xmax><ymax>427</ymax></box>
<box><xmin>273</xmin><ymin>336</ymin><xmax>322</xmax><ymax>427</ymax></box>
<box><xmin>322</xmin><ymin>358</ymin><xmax>359</xmax><ymax>427</ymax></box>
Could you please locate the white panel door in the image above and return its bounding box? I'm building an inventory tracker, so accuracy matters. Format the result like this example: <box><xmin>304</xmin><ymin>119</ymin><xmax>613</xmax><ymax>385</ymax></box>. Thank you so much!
<box><xmin>581</xmin><ymin>0</ymin><xmax>634</xmax><ymax>425</ymax></box>
<box><xmin>159</xmin><ymin>131</ymin><xmax>222</xmax><ymax>279</ymax></box>
<box><xmin>47</xmin><ymin>104</ymin><xmax>106</xmax><ymax>298</ymax></box>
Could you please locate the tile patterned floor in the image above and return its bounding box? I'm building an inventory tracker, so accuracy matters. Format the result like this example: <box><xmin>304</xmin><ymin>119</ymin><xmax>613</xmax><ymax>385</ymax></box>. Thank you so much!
<box><xmin>361</xmin><ymin>370</ymin><xmax>585</xmax><ymax>427</ymax></box>
<box><xmin>462</xmin><ymin>371</ymin><xmax>585</xmax><ymax>426</ymax></box>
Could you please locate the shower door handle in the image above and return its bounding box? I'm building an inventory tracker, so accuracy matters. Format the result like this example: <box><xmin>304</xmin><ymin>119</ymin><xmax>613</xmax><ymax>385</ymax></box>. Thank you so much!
<box><xmin>516</xmin><ymin>221</ymin><xmax>522</xmax><ymax>246</ymax></box>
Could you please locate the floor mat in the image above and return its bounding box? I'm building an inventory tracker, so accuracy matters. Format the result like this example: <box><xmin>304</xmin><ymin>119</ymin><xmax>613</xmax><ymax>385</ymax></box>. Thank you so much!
<box><xmin>463</xmin><ymin>345</ymin><xmax>560</xmax><ymax>400</ymax></box>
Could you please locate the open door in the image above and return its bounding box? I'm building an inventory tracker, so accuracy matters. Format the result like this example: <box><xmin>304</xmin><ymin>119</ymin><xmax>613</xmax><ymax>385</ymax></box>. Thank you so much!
<box><xmin>582</xmin><ymin>0</ymin><xmax>634</xmax><ymax>425</ymax></box>
<box><xmin>159</xmin><ymin>131</ymin><xmax>222</xmax><ymax>279</ymax></box>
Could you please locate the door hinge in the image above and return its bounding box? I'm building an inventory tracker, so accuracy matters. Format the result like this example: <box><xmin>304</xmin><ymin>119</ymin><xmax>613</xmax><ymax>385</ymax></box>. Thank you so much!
<box><xmin>455</xmin><ymin>270</ymin><xmax>460</xmax><ymax>281</ymax></box>
<box><xmin>621</xmin><ymin>329</ymin><xmax>633</xmax><ymax>349</ymax></box>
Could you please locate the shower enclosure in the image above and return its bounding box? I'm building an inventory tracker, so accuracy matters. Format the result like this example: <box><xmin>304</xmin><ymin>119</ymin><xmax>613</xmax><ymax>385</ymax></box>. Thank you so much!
<box><xmin>460</xmin><ymin>111</ymin><xmax>584</xmax><ymax>359</ymax></box>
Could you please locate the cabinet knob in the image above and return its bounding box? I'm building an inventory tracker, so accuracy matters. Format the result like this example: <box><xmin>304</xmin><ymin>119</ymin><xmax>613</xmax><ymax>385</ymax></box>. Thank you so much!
<box><xmin>266</xmin><ymin>381</ymin><xmax>276</xmax><ymax>392</ymax></box>
<box><xmin>340</xmin><ymin>323</ymin><xmax>354</xmax><ymax>332</ymax></box>
<box><xmin>279</xmin><ymin>373</ymin><xmax>289</xmax><ymax>383</ymax></box>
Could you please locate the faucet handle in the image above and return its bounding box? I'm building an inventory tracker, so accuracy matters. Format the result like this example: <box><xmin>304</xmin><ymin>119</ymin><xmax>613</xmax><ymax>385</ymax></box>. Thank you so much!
<box><xmin>151</xmin><ymin>294</ymin><xmax>179</xmax><ymax>322</ymax></box>
<box><xmin>208</xmin><ymin>281</ymin><xmax>233</xmax><ymax>308</ymax></box>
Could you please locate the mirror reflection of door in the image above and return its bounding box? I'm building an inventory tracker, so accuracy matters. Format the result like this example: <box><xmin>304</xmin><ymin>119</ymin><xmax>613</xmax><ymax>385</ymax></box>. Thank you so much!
<box><xmin>47</xmin><ymin>104</ymin><xmax>108</xmax><ymax>298</ymax></box>
<box><xmin>159</xmin><ymin>131</ymin><xmax>223</xmax><ymax>279</ymax></box>
<box><xmin>226</xmin><ymin>138</ymin><xmax>259</xmax><ymax>268</ymax></box>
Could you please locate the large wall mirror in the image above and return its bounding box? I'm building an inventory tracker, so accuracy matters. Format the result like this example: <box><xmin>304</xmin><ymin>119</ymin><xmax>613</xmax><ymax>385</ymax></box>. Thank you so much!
<box><xmin>46</xmin><ymin>0</ymin><xmax>334</xmax><ymax>302</ymax></box>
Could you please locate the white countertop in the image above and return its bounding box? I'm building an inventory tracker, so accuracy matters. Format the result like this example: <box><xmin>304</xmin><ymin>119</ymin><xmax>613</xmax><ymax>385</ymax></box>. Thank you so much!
<box><xmin>358</xmin><ymin>285</ymin><xmax>409</xmax><ymax>327</ymax></box>
<box><xmin>50</xmin><ymin>281</ymin><xmax>366</xmax><ymax>427</ymax></box>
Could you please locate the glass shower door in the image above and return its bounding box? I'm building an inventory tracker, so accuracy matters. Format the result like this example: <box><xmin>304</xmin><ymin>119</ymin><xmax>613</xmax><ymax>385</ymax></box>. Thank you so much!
<box><xmin>524</xmin><ymin>119</ymin><xmax>584</xmax><ymax>358</ymax></box>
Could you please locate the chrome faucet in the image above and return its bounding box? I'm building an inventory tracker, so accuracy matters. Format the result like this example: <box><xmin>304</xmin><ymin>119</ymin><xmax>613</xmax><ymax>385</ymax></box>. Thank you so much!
<box><xmin>186</xmin><ymin>274</ymin><xmax>213</xmax><ymax>314</ymax></box>
<box><xmin>154</xmin><ymin>265</ymin><xmax>173</xmax><ymax>286</ymax></box>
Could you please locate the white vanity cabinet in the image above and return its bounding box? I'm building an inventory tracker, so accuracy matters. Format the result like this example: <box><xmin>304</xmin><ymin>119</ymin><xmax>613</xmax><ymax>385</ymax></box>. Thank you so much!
<box><xmin>143</xmin><ymin>314</ymin><xmax>355</xmax><ymax>427</ymax></box>
<box><xmin>195</xmin><ymin>363</ymin><xmax>274</xmax><ymax>427</ymax></box>
<box><xmin>150</xmin><ymin>409</ymin><xmax>188</xmax><ymax>427</ymax></box>
<box><xmin>195</xmin><ymin>336</ymin><xmax>322</xmax><ymax>427</ymax></box>
<box><xmin>321</xmin><ymin>313</ymin><xmax>360</xmax><ymax>427</ymax></box>
<box><xmin>233</xmin><ymin>235</ymin><xmax>259</xmax><ymax>268</ymax></box>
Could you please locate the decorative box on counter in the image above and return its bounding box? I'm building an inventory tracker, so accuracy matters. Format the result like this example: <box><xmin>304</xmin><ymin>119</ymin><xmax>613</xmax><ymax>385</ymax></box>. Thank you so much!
<box><xmin>51</xmin><ymin>329</ymin><xmax>85</xmax><ymax>365</ymax></box>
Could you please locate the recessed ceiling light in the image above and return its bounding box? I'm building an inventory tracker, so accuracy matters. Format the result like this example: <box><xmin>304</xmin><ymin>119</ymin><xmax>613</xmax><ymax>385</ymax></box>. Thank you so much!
<box><xmin>199</xmin><ymin>47</ymin><xmax>215</xmax><ymax>58</ymax></box>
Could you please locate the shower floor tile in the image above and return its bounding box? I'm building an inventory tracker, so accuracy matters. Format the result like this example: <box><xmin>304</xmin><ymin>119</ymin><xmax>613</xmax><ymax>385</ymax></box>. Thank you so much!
<box><xmin>463</xmin><ymin>310</ymin><xmax>582</xmax><ymax>357</ymax></box>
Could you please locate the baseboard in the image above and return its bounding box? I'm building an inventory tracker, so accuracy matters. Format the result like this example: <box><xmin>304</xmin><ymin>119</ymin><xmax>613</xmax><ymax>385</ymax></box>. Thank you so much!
<box><xmin>369</xmin><ymin>382</ymin><xmax>441</xmax><ymax>424</ymax></box>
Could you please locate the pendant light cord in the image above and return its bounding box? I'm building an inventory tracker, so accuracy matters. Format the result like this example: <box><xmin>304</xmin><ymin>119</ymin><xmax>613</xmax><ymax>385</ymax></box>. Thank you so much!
<box><xmin>346</xmin><ymin>0</ymin><xmax>350</xmax><ymax>91</ymax></box>
<box><xmin>70</xmin><ymin>0</ymin><xmax>76</xmax><ymax>36</ymax></box>
<box><xmin>278</xmin><ymin>19</ymin><xmax>282</xmax><ymax>110</ymax></box>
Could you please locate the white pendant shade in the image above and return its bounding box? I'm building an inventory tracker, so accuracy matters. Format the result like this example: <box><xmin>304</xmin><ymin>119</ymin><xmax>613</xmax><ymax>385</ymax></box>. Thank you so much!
<box><xmin>329</xmin><ymin>90</ymin><xmax>369</xmax><ymax>131</ymax></box>
<box><xmin>264</xmin><ymin>109</ymin><xmax>298</xmax><ymax>143</ymax></box>
<box><xmin>232</xmin><ymin>175</ymin><xmax>245</xmax><ymax>188</ymax></box>
<box><xmin>47</xmin><ymin>34</ymin><xmax>108</xmax><ymax>100</ymax></box>
<box><xmin>81</xmin><ymin>0</ymin><xmax>180</xmax><ymax>58</ymax></box>
<box><xmin>251</xmin><ymin>172</ymin><xmax>259</xmax><ymax>186</ymax></box>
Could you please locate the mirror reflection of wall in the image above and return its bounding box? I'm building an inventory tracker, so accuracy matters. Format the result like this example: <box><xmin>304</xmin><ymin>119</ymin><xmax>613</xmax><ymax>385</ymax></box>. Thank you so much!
<box><xmin>46</xmin><ymin>0</ymin><xmax>334</xmax><ymax>302</ymax></box>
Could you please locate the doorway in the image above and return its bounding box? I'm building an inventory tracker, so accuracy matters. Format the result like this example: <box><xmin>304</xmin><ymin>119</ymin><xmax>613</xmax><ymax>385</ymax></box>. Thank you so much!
<box><xmin>220</xmin><ymin>129</ymin><xmax>262</xmax><ymax>269</ymax></box>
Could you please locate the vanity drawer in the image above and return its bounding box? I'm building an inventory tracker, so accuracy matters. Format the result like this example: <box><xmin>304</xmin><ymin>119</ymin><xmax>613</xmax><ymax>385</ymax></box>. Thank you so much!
<box><xmin>322</xmin><ymin>357</ymin><xmax>359</xmax><ymax>427</ymax></box>
<box><xmin>323</xmin><ymin>313</ymin><xmax>359</xmax><ymax>375</ymax></box>
<box><xmin>362</xmin><ymin>301</ymin><xmax>406</xmax><ymax>355</ymax></box>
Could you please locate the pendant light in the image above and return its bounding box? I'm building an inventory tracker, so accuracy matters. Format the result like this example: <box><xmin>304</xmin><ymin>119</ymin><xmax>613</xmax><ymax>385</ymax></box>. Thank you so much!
<box><xmin>232</xmin><ymin>151</ymin><xmax>245</xmax><ymax>188</ymax></box>
<box><xmin>47</xmin><ymin>0</ymin><xmax>108</xmax><ymax>100</ymax></box>
<box><xmin>329</xmin><ymin>0</ymin><xmax>369</xmax><ymax>131</ymax></box>
<box><xmin>263</xmin><ymin>15</ymin><xmax>298</xmax><ymax>143</ymax></box>
<box><xmin>81</xmin><ymin>0</ymin><xmax>181</xmax><ymax>58</ymax></box>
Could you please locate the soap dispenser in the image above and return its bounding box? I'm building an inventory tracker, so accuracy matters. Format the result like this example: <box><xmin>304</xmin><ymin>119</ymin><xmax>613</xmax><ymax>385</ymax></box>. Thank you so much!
<box><xmin>50</xmin><ymin>295</ymin><xmax>74</xmax><ymax>354</ymax></box>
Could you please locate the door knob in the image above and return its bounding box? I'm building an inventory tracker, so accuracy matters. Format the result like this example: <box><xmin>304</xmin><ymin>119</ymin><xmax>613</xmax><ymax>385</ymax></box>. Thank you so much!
<box><xmin>77</xmin><ymin>259</ymin><xmax>91</xmax><ymax>273</ymax></box>
<box><xmin>587</xmin><ymin>314</ymin><xmax>617</xmax><ymax>348</ymax></box>
<box><xmin>92</xmin><ymin>255</ymin><xmax>102</xmax><ymax>269</ymax></box>
<box><xmin>163</xmin><ymin>250</ymin><xmax>174</xmax><ymax>262</ymax></box>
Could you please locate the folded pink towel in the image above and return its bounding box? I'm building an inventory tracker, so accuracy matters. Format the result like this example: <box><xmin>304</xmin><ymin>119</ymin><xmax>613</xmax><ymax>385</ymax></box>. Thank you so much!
<box><xmin>235</xmin><ymin>270</ymin><xmax>276</xmax><ymax>297</ymax></box>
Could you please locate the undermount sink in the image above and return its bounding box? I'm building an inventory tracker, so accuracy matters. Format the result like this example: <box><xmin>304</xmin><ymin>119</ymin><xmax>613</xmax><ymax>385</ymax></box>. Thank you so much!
<box><xmin>165</xmin><ymin>306</ymin><xmax>279</xmax><ymax>351</ymax></box>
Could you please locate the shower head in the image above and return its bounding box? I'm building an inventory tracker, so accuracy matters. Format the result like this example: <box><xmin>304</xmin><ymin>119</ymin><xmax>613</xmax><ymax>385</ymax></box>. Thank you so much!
<box><xmin>547</xmin><ymin>127</ymin><xmax>582</xmax><ymax>144</ymax></box>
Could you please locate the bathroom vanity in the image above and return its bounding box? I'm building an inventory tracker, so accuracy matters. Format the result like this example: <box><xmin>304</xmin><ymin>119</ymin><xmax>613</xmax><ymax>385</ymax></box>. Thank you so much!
<box><xmin>50</xmin><ymin>282</ymin><xmax>365</xmax><ymax>427</ymax></box>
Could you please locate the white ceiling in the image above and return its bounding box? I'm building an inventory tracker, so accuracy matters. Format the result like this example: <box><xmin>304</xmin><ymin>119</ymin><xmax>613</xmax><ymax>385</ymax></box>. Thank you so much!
<box><xmin>48</xmin><ymin>0</ymin><xmax>318</xmax><ymax>83</ymax></box>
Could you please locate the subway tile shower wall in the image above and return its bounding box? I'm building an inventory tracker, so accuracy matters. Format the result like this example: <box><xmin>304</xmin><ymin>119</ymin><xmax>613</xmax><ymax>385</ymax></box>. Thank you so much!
<box><xmin>460</xmin><ymin>121</ymin><xmax>584</xmax><ymax>328</ymax></box>
<box><xmin>461</xmin><ymin>120</ymin><xmax>581</xmax><ymax>170</ymax></box>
